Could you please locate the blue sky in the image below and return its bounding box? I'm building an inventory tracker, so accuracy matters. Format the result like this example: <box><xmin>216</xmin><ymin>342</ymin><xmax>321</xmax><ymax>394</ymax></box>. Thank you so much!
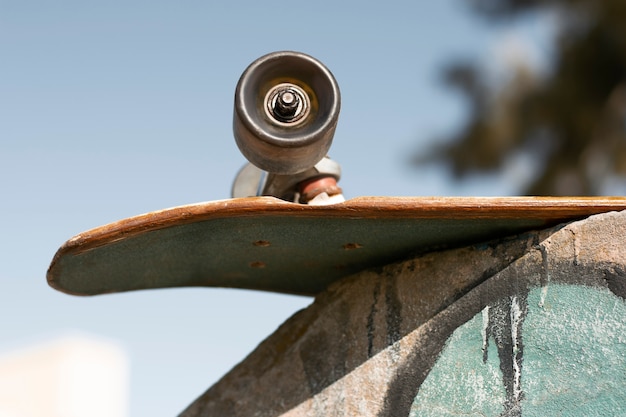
<box><xmin>0</xmin><ymin>1</ymin><xmax>551</xmax><ymax>415</ymax></box>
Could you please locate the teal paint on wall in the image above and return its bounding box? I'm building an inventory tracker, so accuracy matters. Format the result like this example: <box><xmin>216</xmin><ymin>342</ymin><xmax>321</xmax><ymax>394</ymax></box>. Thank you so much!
<box><xmin>522</xmin><ymin>285</ymin><xmax>626</xmax><ymax>416</ymax></box>
<box><xmin>408</xmin><ymin>309</ymin><xmax>506</xmax><ymax>416</ymax></box>
<box><xmin>410</xmin><ymin>285</ymin><xmax>626</xmax><ymax>416</ymax></box>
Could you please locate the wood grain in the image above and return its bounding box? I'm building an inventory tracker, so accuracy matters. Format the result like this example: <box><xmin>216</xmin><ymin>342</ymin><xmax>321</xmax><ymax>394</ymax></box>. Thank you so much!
<box><xmin>55</xmin><ymin>196</ymin><xmax>626</xmax><ymax>253</ymax></box>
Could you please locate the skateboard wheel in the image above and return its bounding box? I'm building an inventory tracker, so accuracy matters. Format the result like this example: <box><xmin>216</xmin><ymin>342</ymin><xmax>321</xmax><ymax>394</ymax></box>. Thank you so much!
<box><xmin>233</xmin><ymin>51</ymin><xmax>341</xmax><ymax>175</ymax></box>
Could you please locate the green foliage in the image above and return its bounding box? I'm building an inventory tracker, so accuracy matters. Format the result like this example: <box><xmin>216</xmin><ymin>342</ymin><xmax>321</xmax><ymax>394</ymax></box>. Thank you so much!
<box><xmin>419</xmin><ymin>0</ymin><xmax>626</xmax><ymax>195</ymax></box>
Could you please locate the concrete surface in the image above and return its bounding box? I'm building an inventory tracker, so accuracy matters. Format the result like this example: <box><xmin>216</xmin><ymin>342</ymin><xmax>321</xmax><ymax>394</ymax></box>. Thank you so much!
<box><xmin>181</xmin><ymin>210</ymin><xmax>626</xmax><ymax>417</ymax></box>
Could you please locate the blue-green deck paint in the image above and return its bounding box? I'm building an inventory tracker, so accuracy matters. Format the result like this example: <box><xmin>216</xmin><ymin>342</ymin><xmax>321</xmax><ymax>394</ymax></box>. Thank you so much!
<box><xmin>410</xmin><ymin>284</ymin><xmax>626</xmax><ymax>416</ymax></box>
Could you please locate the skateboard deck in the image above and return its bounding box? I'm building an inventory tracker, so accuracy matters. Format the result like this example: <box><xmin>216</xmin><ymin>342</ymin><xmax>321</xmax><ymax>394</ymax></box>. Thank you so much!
<box><xmin>47</xmin><ymin>196</ymin><xmax>626</xmax><ymax>297</ymax></box>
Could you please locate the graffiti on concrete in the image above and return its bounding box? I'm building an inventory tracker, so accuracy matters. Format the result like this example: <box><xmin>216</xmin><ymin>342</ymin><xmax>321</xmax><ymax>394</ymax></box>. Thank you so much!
<box><xmin>406</xmin><ymin>284</ymin><xmax>626</xmax><ymax>417</ymax></box>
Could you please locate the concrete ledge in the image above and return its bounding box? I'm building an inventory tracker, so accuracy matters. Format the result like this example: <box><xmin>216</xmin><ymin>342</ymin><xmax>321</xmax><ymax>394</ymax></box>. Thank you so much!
<box><xmin>181</xmin><ymin>210</ymin><xmax>626</xmax><ymax>417</ymax></box>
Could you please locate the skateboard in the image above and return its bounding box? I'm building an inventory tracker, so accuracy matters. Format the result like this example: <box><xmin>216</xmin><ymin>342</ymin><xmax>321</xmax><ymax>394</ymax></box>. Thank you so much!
<box><xmin>47</xmin><ymin>51</ymin><xmax>626</xmax><ymax>297</ymax></box>
<box><xmin>47</xmin><ymin>196</ymin><xmax>626</xmax><ymax>296</ymax></box>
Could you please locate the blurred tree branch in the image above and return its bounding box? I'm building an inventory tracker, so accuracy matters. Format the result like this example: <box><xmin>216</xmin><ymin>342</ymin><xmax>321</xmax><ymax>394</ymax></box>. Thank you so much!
<box><xmin>416</xmin><ymin>0</ymin><xmax>626</xmax><ymax>195</ymax></box>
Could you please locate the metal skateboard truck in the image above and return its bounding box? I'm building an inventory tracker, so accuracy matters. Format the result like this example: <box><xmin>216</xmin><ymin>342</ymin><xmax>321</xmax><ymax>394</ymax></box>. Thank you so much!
<box><xmin>230</xmin><ymin>51</ymin><xmax>344</xmax><ymax>205</ymax></box>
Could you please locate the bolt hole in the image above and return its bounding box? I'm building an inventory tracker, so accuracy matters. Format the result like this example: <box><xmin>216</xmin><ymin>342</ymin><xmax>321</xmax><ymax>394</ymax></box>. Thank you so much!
<box><xmin>250</xmin><ymin>261</ymin><xmax>266</xmax><ymax>268</ymax></box>
<box><xmin>253</xmin><ymin>240</ymin><xmax>271</xmax><ymax>247</ymax></box>
<box><xmin>343</xmin><ymin>243</ymin><xmax>363</xmax><ymax>250</ymax></box>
